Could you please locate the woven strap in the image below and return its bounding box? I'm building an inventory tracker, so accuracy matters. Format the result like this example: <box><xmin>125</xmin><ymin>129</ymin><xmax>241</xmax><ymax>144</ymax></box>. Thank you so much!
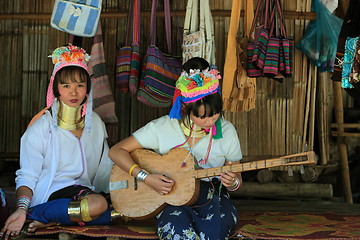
<box><xmin>276</xmin><ymin>0</ymin><xmax>287</xmax><ymax>38</ymax></box>
<box><xmin>183</xmin><ymin>0</ymin><xmax>215</xmax><ymax>64</ymax></box>
<box><xmin>227</xmin><ymin>0</ymin><xmax>241</xmax><ymax>42</ymax></box>
<box><xmin>268</xmin><ymin>1</ymin><xmax>277</xmax><ymax>37</ymax></box>
<box><xmin>184</xmin><ymin>0</ymin><xmax>198</xmax><ymax>34</ymax></box>
<box><xmin>245</xmin><ymin>0</ymin><xmax>254</xmax><ymax>36</ymax></box>
<box><xmin>125</xmin><ymin>0</ymin><xmax>140</xmax><ymax>45</ymax></box>
<box><xmin>227</xmin><ymin>0</ymin><xmax>254</xmax><ymax>36</ymax></box>
<box><xmin>202</xmin><ymin>0</ymin><xmax>215</xmax><ymax>64</ymax></box>
<box><xmin>222</xmin><ymin>0</ymin><xmax>242</xmax><ymax>101</ymax></box>
<box><xmin>267</xmin><ymin>0</ymin><xmax>287</xmax><ymax>38</ymax></box>
<box><xmin>124</xmin><ymin>0</ymin><xmax>133</xmax><ymax>46</ymax></box>
<box><xmin>150</xmin><ymin>0</ymin><xmax>156</xmax><ymax>45</ymax></box>
<box><xmin>250</xmin><ymin>0</ymin><xmax>268</xmax><ymax>39</ymax></box>
<box><xmin>164</xmin><ymin>0</ymin><xmax>172</xmax><ymax>53</ymax></box>
<box><xmin>149</xmin><ymin>0</ymin><xmax>172</xmax><ymax>53</ymax></box>
<box><xmin>199</xmin><ymin>0</ymin><xmax>205</xmax><ymax>35</ymax></box>
<box><xmin>133</xmin><ymin>0</ymin><xmax>140</xmax><ymax>44</ymax></box>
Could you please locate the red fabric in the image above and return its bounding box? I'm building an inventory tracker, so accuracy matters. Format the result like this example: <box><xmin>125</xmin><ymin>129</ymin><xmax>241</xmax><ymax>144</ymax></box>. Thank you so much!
<box><xmin>233</xmin><ymin>211</ymin><xmax>360</xmax><ymax>239</ymax></box>
<box><xmin>28</xmin><ymin>211</ymin><xmax>360</xmax><ymax>239</ymax></box>
<box><xmin>33</xmin><ymin>222</ymin><xmax>158</xmax><ymax>239</ymax></box>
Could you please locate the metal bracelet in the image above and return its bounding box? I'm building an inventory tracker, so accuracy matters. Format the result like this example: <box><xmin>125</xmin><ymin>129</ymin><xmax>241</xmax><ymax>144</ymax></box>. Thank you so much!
<box><xmin>16</xmin><ymin>196</ymin><xmax>30</xmax><ymax>212</ymax></box>
<box><xmin>228</xmin><ymin>178</ymin><xmax>240</xmax><ymax>191</ymax></box>
<box><xmin>80</xmin><ymin>197</ymin><xmax>92</xmax><ymax>222</ymax></box>
<box><xmin>136</xmin><ymin>169</ymin><xmax>149</xmax><ymax>182</ymax></box>
<box><xmin>68</xmin><ymin>201</ymin><xmax>82</xmax><ymax>222</ymax></box>
<box><xmin>110</xmin><ymin>209</ymin><xmax>124</xmax><ymax>224</ymax></box>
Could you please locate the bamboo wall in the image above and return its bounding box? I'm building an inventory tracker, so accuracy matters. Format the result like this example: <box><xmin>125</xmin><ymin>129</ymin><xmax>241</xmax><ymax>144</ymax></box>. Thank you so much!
<box><xmin>0</xmin><ymin>0</ymin><xmax>344</xmax><ymax>165</ymax></box>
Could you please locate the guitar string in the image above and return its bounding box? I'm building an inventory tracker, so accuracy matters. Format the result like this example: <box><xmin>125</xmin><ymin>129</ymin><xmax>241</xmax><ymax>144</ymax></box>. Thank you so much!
<box><xmin>172</xmin><ymin>121</ymin><xmax>218</xmax><ymax>209</ymax></box>
<box><xmin>174</xmin><ymin>121</ymin><xmax>214</xmax><ymax>168</ymax></box>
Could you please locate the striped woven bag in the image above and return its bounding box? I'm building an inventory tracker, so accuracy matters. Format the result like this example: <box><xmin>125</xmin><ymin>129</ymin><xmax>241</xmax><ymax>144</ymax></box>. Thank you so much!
<box><xmin>278</xmin><ymin>0</ymin><xmax>292</xmax><ymax>78</ymax></box>
<box><xmin>263</xmin><ymin>4</ymin><xmax>280</xmax><ymax>78</ymax></box>
<box><xmin>137</xmin><ymin>0</ymin><xmax>182</xmax><ymax>108</ymax></box>
<box><xmin>115</xmin><ymin>0</ymin><xmax>141</xmax><ymax>95</ymax></box>
<box><xmin>250</xmin><ymin>0</ymin><xmax>270</xmax><ymax>70</ymax></box>
<box><xmin>265</xmin><ymin>0</ymin><xmax>292</xmax><ymax>78</ymax></box>
<box><xmin>246</xmin><ymin>0</ymin><xmax>266</xmax><ymax>77</ymax></box>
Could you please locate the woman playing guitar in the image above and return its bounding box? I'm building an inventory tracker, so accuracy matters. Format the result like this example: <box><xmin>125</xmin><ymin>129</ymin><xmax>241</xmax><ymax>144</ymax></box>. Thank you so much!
<box><xmin>109</xmin><ymin>57</ymin><xmax>242</xmax><ymax>239</ymax></box>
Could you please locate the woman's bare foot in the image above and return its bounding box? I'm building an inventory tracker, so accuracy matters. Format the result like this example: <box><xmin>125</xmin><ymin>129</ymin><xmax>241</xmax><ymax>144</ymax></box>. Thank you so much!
<box><xmin>27</xmin><ymin>221</ymin><xmax>57</xmax><ymax>233</ymax></box>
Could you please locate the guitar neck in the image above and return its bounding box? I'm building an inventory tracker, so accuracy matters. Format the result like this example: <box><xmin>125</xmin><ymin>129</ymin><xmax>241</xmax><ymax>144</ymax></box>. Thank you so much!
<box><xmin>193</xmin><ymin>151</ymin><xmax>315</xmax><ymax>179</ymax></box>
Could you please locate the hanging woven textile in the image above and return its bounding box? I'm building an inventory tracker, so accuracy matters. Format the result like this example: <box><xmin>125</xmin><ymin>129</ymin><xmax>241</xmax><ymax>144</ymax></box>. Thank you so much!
<box><xmin>222</xmin><ymin>0</ymin><xmax>256</xmax><ymax>112</ymax></box>
<box><xmin>88</xmin><ymin>24</ymin><xmax>118</xmax><ymax>123</ymax></box>
<box><xmin>182</xmin><ymin>0</ymin><xmax>216</xmax><ymax>67</ymax></box>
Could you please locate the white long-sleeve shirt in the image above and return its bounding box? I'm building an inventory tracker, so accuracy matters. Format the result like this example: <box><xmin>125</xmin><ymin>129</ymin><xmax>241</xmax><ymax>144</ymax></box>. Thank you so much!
<box><xmin>15</xmin><ymin>110</ymin><xmax>113</xmax><ymax>207</ymax></box>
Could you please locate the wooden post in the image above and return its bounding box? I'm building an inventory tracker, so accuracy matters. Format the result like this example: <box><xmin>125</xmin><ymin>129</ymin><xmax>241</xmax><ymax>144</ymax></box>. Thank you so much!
<box><xmin>332</xmin><ymin>81</ymin><xmax>353</xmax><ymax>203</ymax></box>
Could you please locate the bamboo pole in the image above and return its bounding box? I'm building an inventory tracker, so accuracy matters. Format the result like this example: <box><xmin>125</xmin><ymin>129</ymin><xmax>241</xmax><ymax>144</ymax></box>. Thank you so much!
<box><xmin>302</xmin><ymin>61</ymin><xmax>312</xmax><ymax>151</ymax></box>
<box><xmin>318</xmin><ymin>72</ymin><xmax>330</xmax><ymax>164</ymax></box>
<box><xmin>332</xmin><ymin>81</ymin><xmax>353</xmax><ymax>203</ymax></box>
<box><xmin>276</xmin><ymin>88</ymin><xmax>280</xmax><ymax>155</ymax></box>
<box><xmin>308</xmin><ymin>64</ymin><xmax>317</xmax><ymax>151</ymax></box>
<box><xmin>281</xmin><ymin>97</ymin><xmax>286</xmax><ymax>154</ymax></box>
<box><xmin>297</xmin><ymin>55</ymin><xmax>307</xmax><ymax>151</ymax></box>
<box><xmin>260</xmin><ymin>81</ymin><xmax>268</xmax><ymax>156</ymax></box>
<box><xmin>267</xmin><ymin>94</ymin><xmax>272</xmax><ymax>155</ymax></box>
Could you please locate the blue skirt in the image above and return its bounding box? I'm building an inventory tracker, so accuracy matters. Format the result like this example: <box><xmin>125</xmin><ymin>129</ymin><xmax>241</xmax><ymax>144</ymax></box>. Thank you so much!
<box><xmin>156</xmin><ymin>179</ymin><xmax>238</xmax><ymax>240</ymax></box>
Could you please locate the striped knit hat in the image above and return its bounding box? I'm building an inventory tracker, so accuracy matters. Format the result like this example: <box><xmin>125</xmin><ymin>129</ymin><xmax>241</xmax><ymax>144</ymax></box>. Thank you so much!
<box><xmin>169</xmin><ymin>68</ymin><xmax>221</xmax><ymax>119</ymax></box>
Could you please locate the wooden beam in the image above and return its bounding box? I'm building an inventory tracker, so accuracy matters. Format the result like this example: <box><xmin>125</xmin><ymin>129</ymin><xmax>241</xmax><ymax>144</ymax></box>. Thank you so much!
<box><xmin>331</xmin><ymin>123</ymin><xmax>360</xmax><ymax>128</ymax></box>
<box><xmin>0</xmin><ymin>152</ymin><xmax>19</xmax><ymax>159</ymax></box>
<box><xmin>331</xmin><ymin>132</ymin><xmax>360</xmax><ymax>137</ymax></box>
<box><xmin>0</xmin><ymin>10</ymin><xmax>316</xmax><ymax>20</ymax></box>
<box><xmin>231</xmin><ymin>182</ymin><xmax>333</xmax><ymax>198</ymax></box>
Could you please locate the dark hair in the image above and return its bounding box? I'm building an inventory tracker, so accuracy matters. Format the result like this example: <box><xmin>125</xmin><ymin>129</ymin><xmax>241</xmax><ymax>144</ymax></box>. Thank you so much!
<box><xmin>182</xmin><ymin>57</ymin><xmax>210</xmax><ymax>73</ymax></box>
<box><xmin>181</xmin><ymin>57</ymin><xmax>223</xmax><ymax>123</ymax></box>
<box><xmin>53</xmin><ymin>66</ymin><xmax>91</xmax><ymax>98</ymax></box>
<box><xmin>183</xmin><ymin>92</ymin><xmax>223</xmax><ymax>119</ymax></box>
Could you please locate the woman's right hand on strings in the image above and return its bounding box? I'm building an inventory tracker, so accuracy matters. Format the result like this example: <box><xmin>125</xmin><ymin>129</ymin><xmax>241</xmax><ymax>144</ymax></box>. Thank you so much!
<box><xmin>109</xmin><ymin>136</ymin><xmax>175</xmax><ymax>195</ymax></box>
<box><xmin>0</xmin><ymin>208</ymin><xmax>27</xmax><ymax>240</ymax></box>
<box><xmin>145</xmin><ymin>173</ymin><xmax>174</xmax><ymax>195</ymax></box>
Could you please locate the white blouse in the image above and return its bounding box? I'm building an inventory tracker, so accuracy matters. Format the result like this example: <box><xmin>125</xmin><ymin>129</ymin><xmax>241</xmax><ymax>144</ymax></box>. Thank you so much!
<box><xmin>15</xmin><ymin>111</ymin><xmax>113</xmax><ymax>207</ymax></box>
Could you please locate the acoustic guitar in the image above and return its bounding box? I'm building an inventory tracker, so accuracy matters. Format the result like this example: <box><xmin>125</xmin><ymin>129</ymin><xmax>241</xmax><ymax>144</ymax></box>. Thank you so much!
<box><xmin>110</xmin><ymin>148</ymin><xmax>316</xmax><ymax>220</ymax></box>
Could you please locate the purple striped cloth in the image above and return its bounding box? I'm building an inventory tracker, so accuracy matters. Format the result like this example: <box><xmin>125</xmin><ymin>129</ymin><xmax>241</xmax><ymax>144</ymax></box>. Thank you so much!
<box><xmin>88</xmin><ymin>23</ymin><xmax>118</xmax><ymax>123</ymax></box>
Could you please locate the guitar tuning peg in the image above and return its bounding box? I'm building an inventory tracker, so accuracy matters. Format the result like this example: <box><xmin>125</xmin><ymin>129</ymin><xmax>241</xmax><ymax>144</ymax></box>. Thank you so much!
<box><xmin>287</xmin><ymin>167</ymin><xmax>293</xmax><ymax>177</ymax></box>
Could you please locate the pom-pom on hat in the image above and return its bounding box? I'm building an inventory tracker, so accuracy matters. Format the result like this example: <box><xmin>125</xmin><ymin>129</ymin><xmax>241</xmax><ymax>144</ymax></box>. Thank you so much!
<box><xmin>169</xmin><ymin>68</ymin><xmax>221</xmax><ymax>119</ymax></box>
<box><xmin>47</xmin><ymin>45</ymin><xmax>93</xmax><ymax>132</ymax></box>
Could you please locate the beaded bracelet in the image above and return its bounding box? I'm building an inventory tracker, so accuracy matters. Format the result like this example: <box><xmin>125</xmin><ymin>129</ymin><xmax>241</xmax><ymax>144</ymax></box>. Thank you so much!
<box><xmin>136</xmin><ymin>169</ymin><xmax>149</xmax><ymax>182</ymax></box>
<box><xmin>227</xmin><ymin>178</ymin><xmax>240</xmax><ymax>192</ymax></box>
<box><xmin>16</xmin><ymin>195</ymin><xmax>31</xmax><ymax>212</ymax></box>
<box><xmin>128</xmin><ymin>164</ymin><xmax>139</xmax><ymax>176</ymax></box>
